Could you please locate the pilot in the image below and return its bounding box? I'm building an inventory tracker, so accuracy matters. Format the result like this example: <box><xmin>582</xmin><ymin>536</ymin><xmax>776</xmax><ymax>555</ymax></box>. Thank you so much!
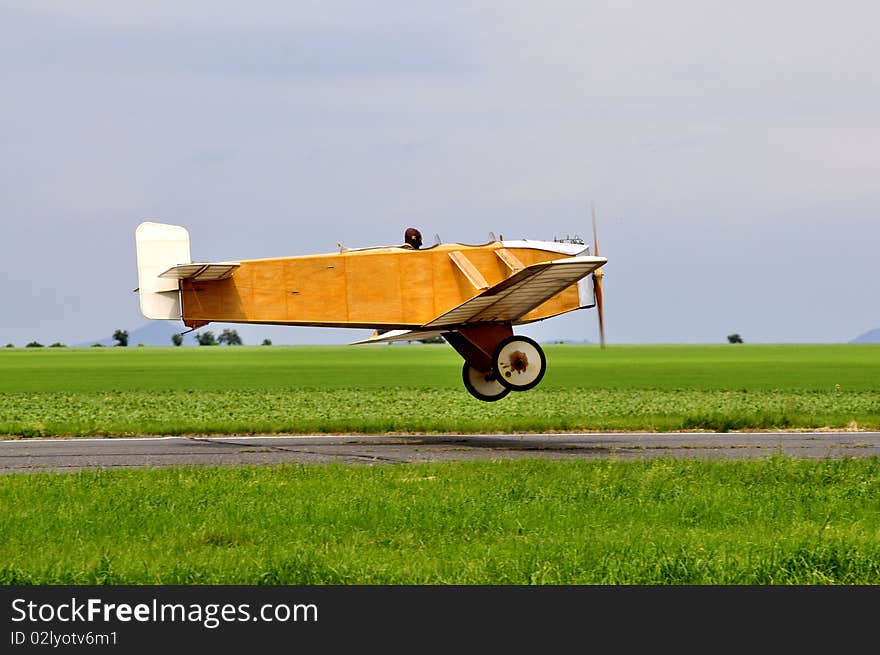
<box><xmin>403</xmin><ymin>227</ymin><xmax>423</xmax><ymax>250</ymax></box>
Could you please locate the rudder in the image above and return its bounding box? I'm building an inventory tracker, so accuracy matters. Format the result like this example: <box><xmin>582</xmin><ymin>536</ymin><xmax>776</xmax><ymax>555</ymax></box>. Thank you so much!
<box><xmin>135</xmin><ymin>222</ymin><xmax>191</xmax><ymax>319</ymax></box>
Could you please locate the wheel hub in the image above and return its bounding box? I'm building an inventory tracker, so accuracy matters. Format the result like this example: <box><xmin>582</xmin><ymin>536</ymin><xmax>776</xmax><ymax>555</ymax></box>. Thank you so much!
<box><xmin>506</xmin><ymin>350</ymin><xmax>529</xmax><ymax>376</ymax></box>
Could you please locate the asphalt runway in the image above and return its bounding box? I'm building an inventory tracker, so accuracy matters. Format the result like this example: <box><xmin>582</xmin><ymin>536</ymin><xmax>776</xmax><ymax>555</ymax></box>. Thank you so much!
<box><xmin>1</xmin><ymin>431</ymin><xmax>879</xmax><ymax>473</ymax></box>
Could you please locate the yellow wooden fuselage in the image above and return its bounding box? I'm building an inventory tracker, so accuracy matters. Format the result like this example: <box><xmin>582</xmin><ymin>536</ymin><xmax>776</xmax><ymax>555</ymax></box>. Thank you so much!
<box><xmin>180</xmin><ymin>241</ymin><xmax>585</xmax><ymax>329</ymax></box>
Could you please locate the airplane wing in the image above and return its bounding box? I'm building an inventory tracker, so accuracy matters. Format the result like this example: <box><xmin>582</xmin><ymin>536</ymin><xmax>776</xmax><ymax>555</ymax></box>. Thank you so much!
<box><xmin>423</xmin><ymin>255</ymin><xmax>607</xmax><ymax>328</ymax></box>
<box><xmin>351</xmin><ymin>329</ymin><xmax>447</xmax><ymax>345</ymax></box>
<box><xmin>158</xmin><ymin>262</ymin><xmax>240</xmax><ymax>281</ymax></box>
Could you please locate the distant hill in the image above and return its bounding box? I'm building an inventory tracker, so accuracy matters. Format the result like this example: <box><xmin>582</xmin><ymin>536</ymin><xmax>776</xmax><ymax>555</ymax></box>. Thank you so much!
<box><xmin>75</xmin><ymin>321</ymin><xmax>191</xmax><ymax>347</ymax></box>
<box><xmin>851</xmin><ymin>328</ymin><xmax>880</xmax><ymax>344</ymax></box>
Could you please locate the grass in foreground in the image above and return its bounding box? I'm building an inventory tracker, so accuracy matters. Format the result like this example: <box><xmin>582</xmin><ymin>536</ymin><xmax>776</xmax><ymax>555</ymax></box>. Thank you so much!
<box><xmin>2</xmin><ymin>457</ymin><xmax>879</xmax><ymax>584</ymax></box>
<box><xmin>1</xmin><ymin>344</ymin><xmax>878</xmax><ymax>435</ymax></box>
<box><xmin>2</xmin><ymin>388</ymin><xmax>879</xmax><ymax>436</ymax></box>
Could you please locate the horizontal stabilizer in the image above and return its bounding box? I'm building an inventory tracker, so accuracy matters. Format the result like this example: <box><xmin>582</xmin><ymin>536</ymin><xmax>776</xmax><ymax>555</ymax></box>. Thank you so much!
<box><xmin>159</xmin><ymin>262</ymin><xmax>240</xmax><ymax>281</ymax></box>
<box><xmin>424</xmin><ymin>255</ymin><xmax>606</xmax><ymax>327</ymax></box>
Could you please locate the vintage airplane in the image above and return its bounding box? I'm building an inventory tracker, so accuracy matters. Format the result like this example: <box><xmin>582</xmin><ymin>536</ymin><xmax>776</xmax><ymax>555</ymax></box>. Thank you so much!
<box><xmin>135</xmin><ymin>218</ymin><xmax>607</xmax><ymax>402</ymax></box>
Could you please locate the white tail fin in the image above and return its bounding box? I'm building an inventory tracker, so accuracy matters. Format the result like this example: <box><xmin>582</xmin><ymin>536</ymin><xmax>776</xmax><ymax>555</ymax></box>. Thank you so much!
<box><xmin>135</xmin><ymin>222</ymin><xmax>191</xmax><ymax>319</ymax></box>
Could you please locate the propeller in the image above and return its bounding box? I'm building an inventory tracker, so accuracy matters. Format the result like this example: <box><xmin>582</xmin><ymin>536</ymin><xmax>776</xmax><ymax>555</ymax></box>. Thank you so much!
<box><xmin>591</xmin><ymin>202</ymin><xmax>606</xmax><ymax>349</ymax></box>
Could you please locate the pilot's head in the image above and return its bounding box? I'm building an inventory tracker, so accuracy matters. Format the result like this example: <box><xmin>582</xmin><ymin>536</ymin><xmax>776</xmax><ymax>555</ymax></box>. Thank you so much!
<box><xmin>404</xmin><ymin>227</ymin><xmax>423</xmax><ymax>249</ymax></box>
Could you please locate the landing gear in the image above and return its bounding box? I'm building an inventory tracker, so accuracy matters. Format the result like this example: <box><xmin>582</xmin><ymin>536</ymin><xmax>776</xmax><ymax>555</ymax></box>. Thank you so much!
<box><xmin>445</xmin><ymin>326</ymin><xmax>548</xmax><ymax>402</ymax></box>
<box><xmin>493</xmin><ymin>335</ymin><xmax>546</xmax><ymax>391</ymax></box>
<box><xmin>462</xmin><ymin>363</ymin><xmax>510</xmax><ymax>402</ymax></box>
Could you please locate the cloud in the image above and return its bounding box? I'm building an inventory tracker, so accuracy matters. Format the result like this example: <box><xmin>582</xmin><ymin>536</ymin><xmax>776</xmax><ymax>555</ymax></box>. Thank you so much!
<box><xmin>1</xmin><ymin>1</ymin><xmax>878</xmax><ymax>344</ymax></box>
<box><xmin>2</xmin><ymin>3</ymin><xmax>476</xmax><ymax>80</ymax></box>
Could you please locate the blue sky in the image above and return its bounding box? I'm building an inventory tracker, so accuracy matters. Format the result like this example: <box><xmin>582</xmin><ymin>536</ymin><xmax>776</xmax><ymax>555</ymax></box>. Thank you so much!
<box><xmin>1</xmin><ymin>1</ymin><xmax>878</xmax><ymax>346</ymax></box>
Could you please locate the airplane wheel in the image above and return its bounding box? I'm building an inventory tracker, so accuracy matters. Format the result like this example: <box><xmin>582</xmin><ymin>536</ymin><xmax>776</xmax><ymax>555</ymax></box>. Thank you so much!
<box><xmin>493</xmin><ymin>335</ymin><xmax>546</xmax><ymax>391</ymax></box>
<box><xmin>462</xmin><ymin>363</ymin><xmax>510</xmax><ymax>402</ymax></box>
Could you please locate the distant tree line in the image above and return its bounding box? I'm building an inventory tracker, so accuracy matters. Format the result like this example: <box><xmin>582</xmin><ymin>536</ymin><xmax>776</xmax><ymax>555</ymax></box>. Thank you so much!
<box><xmin>170</xmin><ymin>330</ymin><xmax>273</xmax><ymax>346</ymax></box>
<box><xmin>5</xmin><ymin>328</ymin><xmax>253</xmax><ymax>349</ymax></box>
<box><xmin>192</xmin><ymin>329</ymin><xmax>243</xmax><ymax>346</ymax></box>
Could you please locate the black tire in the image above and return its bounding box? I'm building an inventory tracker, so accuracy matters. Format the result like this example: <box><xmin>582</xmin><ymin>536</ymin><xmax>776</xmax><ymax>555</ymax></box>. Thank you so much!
<box><xmin>492</xmin><ymin>335</ymin><xmax>547</xmax><ymax>391</ymax></box>
<box><xmin>462</xmin><ymin>362</ymin><xmax>510</xmax><ymax>402</ymax></box>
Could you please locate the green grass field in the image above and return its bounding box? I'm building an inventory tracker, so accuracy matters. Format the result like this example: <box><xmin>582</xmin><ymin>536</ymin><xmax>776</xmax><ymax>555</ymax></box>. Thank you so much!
<box><xmin>2</xmin><ymin>458</ymin><xmax>879</xmax><ymax>584</ymax></box>
<box><xmin>1</xmin><ymin>344</ymin><xmax>878</xmax><ymax>436</ymax></box>
<box><xmin>3</xmin><ymin>344</ymin><xmax>880</xmax><ymax>585</ymax></box>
